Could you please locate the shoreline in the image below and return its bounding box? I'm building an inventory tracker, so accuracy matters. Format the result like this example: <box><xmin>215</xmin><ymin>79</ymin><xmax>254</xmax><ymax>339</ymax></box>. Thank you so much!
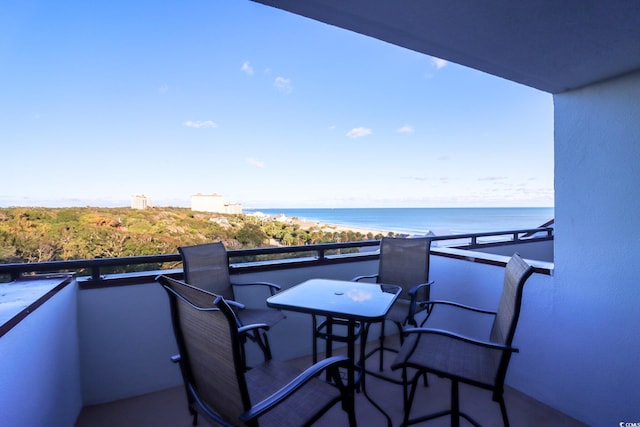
<box><xmin>246</xmin><ymin>207</ymin><xmax>554</xmax><ymax>237</ymax></box>
<box><xmin>249</xmin><ymin>211</ymin><xmax>393</xmax><ymax>236</ymax></box>
<box><xmin>291</xmin><ymin>217</ymin><xmax>393</xmax><ymax>237</ymax></box>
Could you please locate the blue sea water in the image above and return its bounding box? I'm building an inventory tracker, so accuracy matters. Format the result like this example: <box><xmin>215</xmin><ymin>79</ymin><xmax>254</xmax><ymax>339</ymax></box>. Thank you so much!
<box><xmin>245</xmin><ymin>208</ymin><xmax>554</xmax><ymax>236</ymax></box>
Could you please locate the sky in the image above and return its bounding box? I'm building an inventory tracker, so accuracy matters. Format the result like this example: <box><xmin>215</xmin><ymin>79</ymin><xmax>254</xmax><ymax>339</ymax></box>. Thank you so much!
<box><xmin>0</xmin><ymin>0</ymin><xmax>554</xmax><ymax>209</ymax></box>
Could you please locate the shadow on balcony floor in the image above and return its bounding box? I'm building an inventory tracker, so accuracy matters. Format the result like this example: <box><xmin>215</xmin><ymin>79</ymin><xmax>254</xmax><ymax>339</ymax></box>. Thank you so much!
<box><xmin>76</xmin><ymin>337</ymin><xmax>586</xmax><ymax>427</ymax></box>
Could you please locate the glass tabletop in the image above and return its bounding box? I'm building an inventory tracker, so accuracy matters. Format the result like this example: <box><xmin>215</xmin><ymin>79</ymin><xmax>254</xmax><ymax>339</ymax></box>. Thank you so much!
<box><xmin>267</xmin><ymin>278</ymin><xmax>401</xmax><ymax>321</ymax></box>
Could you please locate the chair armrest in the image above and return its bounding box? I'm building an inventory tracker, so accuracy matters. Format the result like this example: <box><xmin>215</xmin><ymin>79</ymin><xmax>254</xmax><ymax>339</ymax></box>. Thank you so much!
<box><xmin>352</xmin><ymin>273</ymin><xmax>378</xmax><ymax>282</ymax></box>
<box><xmin>408</xmin><ymin>281</ymin><xmax>434</xmax><ymax>298</ymax></box>
<box><xmin>240</xmin><ymin>356</ymin><xmax>350</xmax><ymax>422</ymax></box>
<box><xmin>405</xmin><ymin>281</ymin><xmax>434</xmax><ymax>325</ymax></box>
<box><xmin>402</xmin><ymin>327</ymin><xmax>518</xmax><ymax>352</ymax></box>
<box><xmin>238</xmin><ymin>323</ymin><xmax>270</xmax><ymax>335</ymax></box>
<box><xmin>231</xmin><ymin>281</ymin><xmax>282</xmax><ymax>296</ymax></box>
<box><xmin>420</xmin><ymin>299</ymin><xmax>497</xmax><ymax>316</ymax></box>
<box><xmin>224</xmin><ymin>299</ymin><xmax>246</xmax><ymax>311</ymax></box>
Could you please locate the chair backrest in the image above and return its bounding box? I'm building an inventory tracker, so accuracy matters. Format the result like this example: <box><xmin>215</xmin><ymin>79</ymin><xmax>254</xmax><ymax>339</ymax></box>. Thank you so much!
<box><xmin>489</xmin><ymin>253</ymin><xmax>535</xmax><ymax>346</ymax></box>
<box><xmin>179</xmin><ymin>242</ymin><xmax>234</xmax><ymax>300</ymax></box>
<box><xmin>158</xmin><ymin>275</ymin><xmax>251</xmax><ymax>426</ymax></box>
<box><xmin>377</xmin><ymin>237</ymin><xmax>432</xmax><ymax>299</ymax></box>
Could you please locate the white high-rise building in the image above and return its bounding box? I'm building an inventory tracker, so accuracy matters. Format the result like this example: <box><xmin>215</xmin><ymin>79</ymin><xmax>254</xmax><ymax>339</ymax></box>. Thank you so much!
<box><xmin>131</xmin><ymin>194</ymin><xmax>152</xmax><ymax>210</ymax></box>
<box><xmin>191</xmin><ymin>193</ymin><xmax>242</xmax><ymax>214</ymax></box>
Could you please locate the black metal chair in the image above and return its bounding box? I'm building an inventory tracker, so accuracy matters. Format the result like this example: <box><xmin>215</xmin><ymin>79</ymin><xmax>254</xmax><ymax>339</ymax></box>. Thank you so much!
<box><xmin>157</xmin><ymin>274</ymin><xmax>356</xmax><ymax>427</ymax></box>
<box><xmin>310</xmin><ymin>237</ymin><xmax>432</xmax><ymax>388</ymax></box>
<box><xmin>179</xmin><ymin>242</ymin><xmax>285</xmax><ymax>363</ymax></box>
<box><xmin>355</xmin><ymin>237</ymin><xmax>433</xmax><ymax>381</ymax></box>
<box><xmin>391</xmin><ymin>253</ymin><xmax>534</xmax><ymax>427</ymax></box>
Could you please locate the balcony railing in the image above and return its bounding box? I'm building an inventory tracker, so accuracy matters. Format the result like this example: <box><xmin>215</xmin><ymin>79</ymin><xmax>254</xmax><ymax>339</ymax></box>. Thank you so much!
<box><xmin>0</xmin><ymin>227</ymin><xmax>553</xmax><ymax>284</ymax></box>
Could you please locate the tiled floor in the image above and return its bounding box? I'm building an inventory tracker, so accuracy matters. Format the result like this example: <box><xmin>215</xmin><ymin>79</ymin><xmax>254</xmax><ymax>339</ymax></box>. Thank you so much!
<box><xmin>77</xmin><ymin>338</ymin><xmax>586</xmax><ymax>427</ymax></box>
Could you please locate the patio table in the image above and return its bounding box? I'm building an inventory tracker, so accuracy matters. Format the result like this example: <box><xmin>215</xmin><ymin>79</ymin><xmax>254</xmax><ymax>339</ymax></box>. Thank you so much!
<box><xmin>267</xmin><ymin>278</ymin><xmax>401</xmax><ymax>426</ymax></box>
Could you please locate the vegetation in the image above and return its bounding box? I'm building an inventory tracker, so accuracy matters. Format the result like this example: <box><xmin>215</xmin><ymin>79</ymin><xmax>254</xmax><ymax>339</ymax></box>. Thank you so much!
<box><xmin>0</xmin><ymin>207</ymin><xmax>390</xmax><ymax>269</ymax></box>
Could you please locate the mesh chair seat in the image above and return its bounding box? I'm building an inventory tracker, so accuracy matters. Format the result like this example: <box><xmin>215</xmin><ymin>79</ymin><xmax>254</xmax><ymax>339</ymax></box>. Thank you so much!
<box><xmin>395</xmin><ymin>332</ymin><xmax>500</xmax><ymax>387</ymax></box>
<box><xmin>237</xmin><ymin>307</ymin><xmax>287</xmax><ymax>330</ymax></box>
<box><xmin>245</xmin><ymin>360</ymin><xmax>345</xmax><ymax>427</ymax></box>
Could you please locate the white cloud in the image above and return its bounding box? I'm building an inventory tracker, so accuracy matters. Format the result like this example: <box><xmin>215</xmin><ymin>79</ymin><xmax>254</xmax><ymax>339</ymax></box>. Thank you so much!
<box><xmin>241</xmin><ymin>61</ymin><xmax>254</xmax><ymax>76</ymax></box>
<box><xmin>273</xmin><ymin>76</ymin><xmax>292</xmax><ymax>94</ymax></box>
<box><xmin>432</xmin><ymin>57</ymin><xmax>448</xmax><ymax>69</ymax></box>
<box><xmin>246</xmin><ymin>157</ymin><xmax>265</xmax><ymax>168</ymax></box>
<box><xmin>183</xmin><ymin>120</ymin><xmax>218</xmax><ymax>129</ymax></box>
<box><xmin>346</xmin><ymin>127</ymin><xmax>372</xmax><ymax>139</ymax></box>
<box><xmin>158</xmin><ymin>84</ymin><xmax>169</xmax><ymax>94</ymax></box>
<box><xmin>396</xmin><ymin>124</ymin><xmax>414</xmax><ymax>134</ymax></box>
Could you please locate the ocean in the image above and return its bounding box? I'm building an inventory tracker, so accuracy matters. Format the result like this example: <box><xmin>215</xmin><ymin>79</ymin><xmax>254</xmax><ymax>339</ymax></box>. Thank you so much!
<box><xmin>245</xmin><ymin>207</ymin><xmax>554</xmax><ymax>236</ymax></box>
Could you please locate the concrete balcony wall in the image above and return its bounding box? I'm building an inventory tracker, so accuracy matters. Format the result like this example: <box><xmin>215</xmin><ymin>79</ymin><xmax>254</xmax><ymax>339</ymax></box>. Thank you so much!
<box><xmin>469</xmin><ymin>239</ymin><xmax>553</xmax><ymax>262</ymax></box>
<box><xmin>77</xmin><ymin>282</ymin><xmax>182</xmax><ymax>405</ymax></box>
<box><xmin>0</xmin><ymin>280</ymin><xmax>83</xmax><ymax>427</ymax></box>
<box><xmin>554</xmin><ymin>70</ymin><xmax>640</xmax><ymax>425</ymax></box>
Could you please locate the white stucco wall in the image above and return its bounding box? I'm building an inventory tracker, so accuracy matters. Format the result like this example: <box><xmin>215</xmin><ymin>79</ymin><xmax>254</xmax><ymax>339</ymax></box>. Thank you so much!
<box><xmin>0</xmin><ymin>279</ymin><xmax>83</xmax><ymax>427</ymax></box>
<box><xmin>78</xmin><ymin>283</ymin><xmax>182</xmax><ymax>405</ymax></box>
<box><xmin>551</xmin><ymin>71</ymin><xmax>640</xmax><ymax>425</ymax></box>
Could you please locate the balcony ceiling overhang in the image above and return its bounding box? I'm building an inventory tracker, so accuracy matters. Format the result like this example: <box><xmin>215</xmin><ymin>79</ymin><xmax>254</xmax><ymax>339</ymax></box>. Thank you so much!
<box><xmin>251</xmin><ymin>0</ymin><xmax>640</xmax><ymax>94</ymax></box>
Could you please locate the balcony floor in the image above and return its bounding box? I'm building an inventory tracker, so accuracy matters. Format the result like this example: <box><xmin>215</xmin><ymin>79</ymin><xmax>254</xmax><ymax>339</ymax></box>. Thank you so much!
<box><xmin>76</xmin><ymin>336</ymin><xmax>586</xmax><ymax>427</ymax></box>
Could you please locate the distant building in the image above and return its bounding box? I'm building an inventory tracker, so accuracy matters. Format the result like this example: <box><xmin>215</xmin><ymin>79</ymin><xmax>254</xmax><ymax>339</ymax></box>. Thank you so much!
<box><xmin>191</xmin><ymin>193</ymin><xmax>242</xmax><ymax>214</ymax></box>
<box><xmin>131</xmin><ymin>194</ymin><xmax>152</xmax><ymax>210</ymax></box>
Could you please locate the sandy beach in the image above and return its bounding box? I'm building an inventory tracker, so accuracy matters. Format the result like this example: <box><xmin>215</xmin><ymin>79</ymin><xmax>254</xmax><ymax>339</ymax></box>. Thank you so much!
<box><xmin>247</xmin><ymin>211</ymin><xmax>394</xmax><ymax>237</ymax></box>
<box><xmin>290</xmin><ymin>217</ymin><xmax>392</xmax><ymax>237</ymax></box>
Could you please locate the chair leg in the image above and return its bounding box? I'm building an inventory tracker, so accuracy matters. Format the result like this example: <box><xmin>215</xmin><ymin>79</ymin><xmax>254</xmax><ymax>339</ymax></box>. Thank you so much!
<box><xmin>312</xmin><ymin>315</ymin><xmax>318</xmax><ymax>364</ymax></box>
<box><xmin>396</xmin><ymin>321</ymin><xmax>405</xmax><ymax>345</ymax></box>
<box><xmin>378</xmin><ymin>320</ymin><xmax>386</xmax><ymax>371</ymax></box>
<box><xmin>451</xmin><ymin>380</ymin><xmax>460</xmax><ymax>427</ymax></box>
<box><xmin>498</xmin><ymin>396</ymin><xmax>510</xmax><ymax>427</ymax></box>
<box><xmin>358</xmin><ymin>322</ymin><xmax>371</xmax><ymax>392</ymax></box>
<box><xmin>359</xmin><ymin>322</ymin><xmax>370</xmax><ymax>368</ymax></box>
<box><xmin>254</xmin><ymin>329</ymin><xmax>272</xmax><ymax>360</ymax></box>
<box><xmin>173</xmin><ymin>356</ymin><xmax>199</xmax><ymax>425</ymax></box>
<box><xmin>324</xmin><ymin>318</ymin><xmax>335</xmax><ymax>383</ymax></box>
<box><xmin>418</xmin><ymin>303</ymin><xmax>433</xmax><ymax>327</ymax></box>
<box><xmin>348</xmin><ymin>403</ymin><xmax>357</xmax><ymax>427</ymax></box>
<box><xmin>325</xmin><ymin>318</ymin><xmax>334</xmax><ymax>358</ymax></box>
<box><xmin>239</xmin><ymin>335</ymin><xmax>248</xmax><ymax>370</ymax></box>
<box><xmin>186</xmin><ymin>392</ymin><xmax>198</xmax><ymax>425</ymax></box>
<box><xmin>401</xmin><ymin>369</ymin><xmax>420</xmax><ymax>426</ymax></box>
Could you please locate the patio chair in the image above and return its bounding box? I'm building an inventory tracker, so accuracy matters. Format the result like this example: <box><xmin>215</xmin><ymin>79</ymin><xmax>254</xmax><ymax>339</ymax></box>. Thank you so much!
<box><xmin>355</xmin><ymin>237</ymin><xmax>433</xmax><ymax>381</ymax></box>
<box><xmin>390</xmin><ymin>253</ymin><xmax>534</xmax><ymax>427</ymax></box>
<box><xmin>157</xmin><ymin>275</ymin><xmax>356</xmax><ymax>427</ymax></box>
<box><xmin>179</xmin><ymin>242</ymin><xmax>284</xmax><ymax>363</ymax></box>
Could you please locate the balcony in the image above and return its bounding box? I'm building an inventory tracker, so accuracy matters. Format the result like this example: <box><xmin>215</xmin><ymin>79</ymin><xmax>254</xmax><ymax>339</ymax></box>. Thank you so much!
<box><xmin>76</xmin><ymin>339</ymin><xmax>584</xmax><ymax>427</ymax></box>
<box><xmin>1</xmin><ymin>229</ymin><xmax>588</xmax><ymax>426</ymax></box>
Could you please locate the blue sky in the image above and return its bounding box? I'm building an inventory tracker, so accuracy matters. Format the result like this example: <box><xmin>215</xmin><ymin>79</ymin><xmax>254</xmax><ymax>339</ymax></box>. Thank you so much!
<box><xmin>0</xmin><ymin>0</ymin><xmax>554</xmax><ymax>209</ymax></box>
